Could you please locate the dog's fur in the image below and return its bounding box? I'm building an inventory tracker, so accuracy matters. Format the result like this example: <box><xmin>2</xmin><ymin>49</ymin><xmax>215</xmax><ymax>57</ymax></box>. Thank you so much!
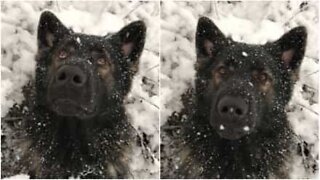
<box><xmin>1</xmin><ymin>11</ymin><xmax>146</xmax><ymax>178</ymax></box>
<box><xmin>161</xmin><ymin>17</ymin><xmax>308</xmax><ymax>178</ymax></box>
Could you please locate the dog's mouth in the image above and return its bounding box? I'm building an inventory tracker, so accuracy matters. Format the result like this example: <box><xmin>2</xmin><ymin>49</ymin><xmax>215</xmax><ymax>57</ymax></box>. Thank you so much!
<box><xmin>51</xmin><ymin>99</ymin><xmax>97</xmax><ymax>118</ymax></box>
<box><xmin>210</xmin><ymin>111</ymin><xmax>256</xmax><ymax>140</ymax></box>
<box><xmin>215</xmin><ymin>123</ymin><xmax>252</xmax><ymax>140</ymax></box>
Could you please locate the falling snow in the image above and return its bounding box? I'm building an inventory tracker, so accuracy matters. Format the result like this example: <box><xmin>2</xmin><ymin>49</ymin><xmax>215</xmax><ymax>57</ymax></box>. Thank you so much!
<box><xmin>242</xmin><ymin>51</ymin><xmax>248</xmax><ymax>57</ymax></box>
<box><xmin>76</xmin><ymin>37</ymin><xmax>81</xmax><ymax>44</ymax></box>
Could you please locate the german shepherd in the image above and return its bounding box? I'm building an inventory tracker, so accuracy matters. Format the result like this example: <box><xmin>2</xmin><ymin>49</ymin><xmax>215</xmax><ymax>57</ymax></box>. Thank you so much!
<box><xmin>1</xmin><ymin>11</ymin><xmax>146</xmax><ymax>178</ymax></box>
<box><xmin>161</xmin><ymin>16</ymin><xmax>308</xmax><ymax>178</ymax></box>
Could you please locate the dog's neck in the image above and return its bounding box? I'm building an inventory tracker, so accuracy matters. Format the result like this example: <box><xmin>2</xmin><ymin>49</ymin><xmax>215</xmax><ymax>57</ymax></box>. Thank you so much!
<box><xmin>24</xmin><ymin>100</ymin><xmax>132</xmax><ymax>167</ymax></box>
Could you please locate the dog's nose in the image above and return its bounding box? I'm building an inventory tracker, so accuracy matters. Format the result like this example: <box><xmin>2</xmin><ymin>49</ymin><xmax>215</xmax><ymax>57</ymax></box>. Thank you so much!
<box><xmin>217</xmin><ymin>96</ymin><xmax>248</xmax><ymax>119</ymax></box>
<box><xmin>55</xmin><ymin>66</ymin><xmax>87</xmax><ymax>87</ymax></box>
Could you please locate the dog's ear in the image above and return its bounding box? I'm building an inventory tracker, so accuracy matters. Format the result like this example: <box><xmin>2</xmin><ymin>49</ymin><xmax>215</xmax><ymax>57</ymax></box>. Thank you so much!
<box><xmin>267</xmin><ymin>26</ymin><xmax>307</xmax><ymax>71</ymax></box>
<box><xmin>116</xmin><ymin>21</ymin><xmax>146</xmax><ymax>61</ymax></box>
<box><xmin>37</xmin><ymin>11</ymin><xmax>70</xmax><ymax>49</ymax></box>
<box><xmin>196</xmin><ymin>17</ymin><xmax>229</xmax><ymax>59</ymax></box>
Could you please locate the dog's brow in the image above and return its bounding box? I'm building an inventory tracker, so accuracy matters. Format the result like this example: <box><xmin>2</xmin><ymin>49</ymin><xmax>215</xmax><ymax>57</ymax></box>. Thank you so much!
<box><xmin>60</xmin><ymin>40</ymin><xmax>77</xmax><ymax>50</ymax></box>
<box><xmin>91</xmin><ymin>49</ymin><xmax>104</xmax><ymax>57</ymax></box>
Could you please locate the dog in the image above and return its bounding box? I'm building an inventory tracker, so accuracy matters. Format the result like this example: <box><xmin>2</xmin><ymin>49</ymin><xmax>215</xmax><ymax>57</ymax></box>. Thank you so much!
<box><xmin>161</xmin><ymin>16</ymin><xmax>308</xmax><ymax>178</ymax></box>
<box><xmin>1</xmin><ymin>11</ymin><xmax>146</xmax><ymax>178</ymax></box>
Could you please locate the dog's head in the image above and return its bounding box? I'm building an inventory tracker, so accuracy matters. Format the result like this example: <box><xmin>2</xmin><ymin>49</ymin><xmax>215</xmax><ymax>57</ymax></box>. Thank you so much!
<box><xmin>36</xmin><ymin>11</ymin><xmax>146</xmax><ymax>119</ymax></box>
<box><xmin>195</xmin><ymin>17</ymin><xmax>307</xmax><ymax>140</ymax></box>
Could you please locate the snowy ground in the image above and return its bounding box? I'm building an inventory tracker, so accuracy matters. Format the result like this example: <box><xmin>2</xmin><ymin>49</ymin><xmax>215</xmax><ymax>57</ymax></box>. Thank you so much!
<box><xmin>1</xmin><ymin>1</ymin><xmax>159</xmax><ymax>179</ymax></box>
<box><xmin>161</xmin><ymin>1</ymin><xmax>318</xmax><ymax>178</ymax></box>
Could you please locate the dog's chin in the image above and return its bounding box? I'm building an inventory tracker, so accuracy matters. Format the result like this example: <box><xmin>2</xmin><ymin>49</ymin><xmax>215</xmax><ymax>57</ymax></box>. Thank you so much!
<box><xmin>51</xmin><ymin>99</ymin><xmax>97</xmax><ymax>119</ymax></box>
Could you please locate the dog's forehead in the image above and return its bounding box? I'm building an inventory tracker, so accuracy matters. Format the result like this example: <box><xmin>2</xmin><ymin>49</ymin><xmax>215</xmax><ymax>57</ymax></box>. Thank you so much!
<box><xmin>62</xmin><ymin>33</ymin><xmax>110</xmax><ymax>50</ymax></box>
<box><xmin>217</xmin><ymin>43</ymin><xmax>275</xmax><ymax>69</ymax></box>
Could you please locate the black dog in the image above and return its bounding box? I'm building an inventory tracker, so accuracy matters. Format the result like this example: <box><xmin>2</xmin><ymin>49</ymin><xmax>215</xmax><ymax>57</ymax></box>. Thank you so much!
<box><xmin>161</xmin><ymin>17</ymin><xmax>308</xmax><ymax>178</ymax></box>
<box><xmin>1</xmin><ymin>11</ymin><xmax>146</xmax><ymax>178</ymax></box>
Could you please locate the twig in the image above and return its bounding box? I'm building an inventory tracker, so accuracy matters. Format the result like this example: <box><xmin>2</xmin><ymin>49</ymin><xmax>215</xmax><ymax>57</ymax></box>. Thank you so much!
<box><xmin>145</xmin><ymin>64</ymin><xmax>159</xmax><ymax>73</ymax></box>
<box><xmin>161</xmin><ymin>125</ymin><xmax>182</xmax><ymax>130</ymax></box>
<box><xmin>143</xmin><ymin>76</ymin><xmax>157</xmax><ymax>84</ymax></box>
<box><xmin>305</xmin><ymin>55</ymin><xmax>319</xmax><ymax>62</ymax></box>
<box><xmin>122</xmin><ymin>2</ymin><xmax>143</xmax><ymax>19</ymax></box>
<box><xmin>135</xmin><ymin>74</ymin><xmax>157</xmax><ymax>84</ymax></box>
<box><xmin>144</xmin><ymin>48</ymin><xmax>160</xmax><ymax>56</ymax></box>
<box><xmin>55</xmin><ymin>0</ymin><xmax>61</xmax><ymax>12</ymax></box>
<box><xmin>297</xmin><ymin>103</ymin><xmax>319</xmax><ymax>115</ymax></box>
<box><xmin>213</xmin><ymin>1</ymin><xmax>220</xmax><ymax>20</ymax></box>
<box><xmin>283</xmin><ymin>3</ymin><xmax>314</xmax><ymax>26</ymax></box>
<box><xmin>2</xmin><ymin>117</ymin><xmax>23</xmax><ymax>121</ymax></box>
<box><xmin>284</xmin><ymin>10</ymin><xmax>303</xmax><ymax>26</ymax></box>
<box><xmin>137</xmin><ymin>95</ymin><xmax>159</xmax><ymax>109</ymax></box>
<box><xmin>304</xmin><ymin>70</ymin><xmax>319</xmax><ymax>77</ymax></box>
<box><xmin>303</xmin><ymin>84</ymin><xmax>316</xmax><ymax>90</ymax></box>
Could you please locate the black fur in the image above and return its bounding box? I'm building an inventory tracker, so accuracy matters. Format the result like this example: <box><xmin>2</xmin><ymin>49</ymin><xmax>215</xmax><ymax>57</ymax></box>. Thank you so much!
<box><xmin>1</xmin><ymin>11</ymin><xmax>146</xmax><ymax>178</ymax></box>
<box><xmin>161</xmin><ymin>17</ymin><xmax>308</xmax><ymax>178</ymax></box>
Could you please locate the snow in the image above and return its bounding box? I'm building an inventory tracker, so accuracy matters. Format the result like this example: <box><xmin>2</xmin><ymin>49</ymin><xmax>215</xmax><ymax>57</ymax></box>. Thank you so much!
<box><xmin>76</xmin><ymin>37</ymin><xmax>81</xmax><ymax>44</ymax></box>
<box><xmin>243</xmin><ymin>126</ymin><xmax>250</xmax><ymax>131</ymax></box>
<box><xmin>1</xmin><ymin>1</ymin><xmax>159</xmax><ymax>179</ymax></box>
<box><xmin>161</xmin><ymin>1</ymin><xmax>318</xmax><ymax>178</ymax></box>
<box><xmin>242</xmin><ymin>51</ymin><xmax>248</xmax><ymax>57</ymax></box>
<box><xmin>2</xmin><ymin>175</ymin><xmax>30</xmax><ymax>180</ymax></box>
<box><xmin>219</xmin><ymin>124</ymin><xmax>225</xmax><ymax>130</ymax></box>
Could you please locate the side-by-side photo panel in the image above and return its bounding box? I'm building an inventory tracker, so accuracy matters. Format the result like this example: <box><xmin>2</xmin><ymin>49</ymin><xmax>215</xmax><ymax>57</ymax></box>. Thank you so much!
<box><xmin>160</xmin><ymin>1</ymin><xmax>318</xmax><ymax>179</ymax></box>
<box><xmin>1</xmin><ymin>1</ymin><xmax>160</xmax><ymax>179</ymax></box>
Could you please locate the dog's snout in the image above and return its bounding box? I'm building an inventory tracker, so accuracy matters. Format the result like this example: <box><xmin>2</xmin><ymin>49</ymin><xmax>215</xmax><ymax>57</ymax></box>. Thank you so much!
<box><xmin>55</xmin><ymin>66</ymin><xmax>87</xmax><ymax>87</ymax></box>
<box><xmin>217</xmin><ymin>96</ymin><xmax>248</xmax><ymax>119</ymax></box>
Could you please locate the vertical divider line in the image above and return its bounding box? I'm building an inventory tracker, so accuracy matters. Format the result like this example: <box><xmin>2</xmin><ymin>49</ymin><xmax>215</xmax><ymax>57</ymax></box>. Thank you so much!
<box><xmin>158</xmin><ymin>0</ymin><xmax>162</xmax><ymax>179</ymax></box>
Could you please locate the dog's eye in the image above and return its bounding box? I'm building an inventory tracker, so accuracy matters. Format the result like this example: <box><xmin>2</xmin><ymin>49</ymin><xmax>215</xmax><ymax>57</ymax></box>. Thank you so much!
<box><xmin>259</xmin><ymin>73</ymin><xmax>268</xmax><ymax>82</ymax></box>
<box><xmin>97</xmin><ymin>58</ymin><xmax>106</xmax><ymax>65</ymax></box>
<box><xmin>217</xmin><ymin>67</ymin><xmax>227</xmax><ymax>75</ymax></box>
<box><xmin>58</xmin><ymin>50</ymin><xmax>68</xmax><ymax>59</ymax></box>
<box><xmin>253</xmin><ymin>72</ymin><xmax>269</xmax><ymax>83</ymax></box>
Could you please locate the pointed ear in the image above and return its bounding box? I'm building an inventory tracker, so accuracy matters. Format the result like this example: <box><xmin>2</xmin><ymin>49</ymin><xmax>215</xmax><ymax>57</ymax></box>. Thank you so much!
<box><xmin>37</xmin><ymin>11</ymin><xmax>70</xmax><ymax>49</ymax></box>
<box><xmin>117</xmin><ymin>21</ymin><xmax>146</xmax><ymax>61</ymax></box>
<box><xmin>196</xmin><ymin>17</ymin><xmax>230</xmax><ymax>59</ymax></box>
<box><xmin>268</xmin><ymin>26</ymin><xmax>307</xmax><ymax>71</ymax></box>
